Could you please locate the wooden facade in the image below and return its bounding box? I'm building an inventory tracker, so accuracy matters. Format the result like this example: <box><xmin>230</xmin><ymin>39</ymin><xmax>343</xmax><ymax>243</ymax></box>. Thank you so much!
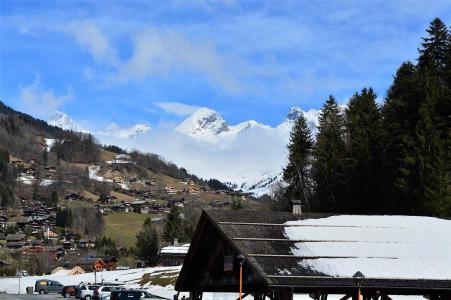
<box><xmin>176</xmin><ymin>210</ymin><xmax>451</xmax><ymax>300</ymax></box>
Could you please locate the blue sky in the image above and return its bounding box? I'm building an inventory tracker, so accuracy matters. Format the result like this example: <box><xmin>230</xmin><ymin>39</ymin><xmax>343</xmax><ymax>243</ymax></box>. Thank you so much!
<box><xmin>1</xmin><ymin>0</ymin><xmax>450</xmax><ymax>130</ymax></box>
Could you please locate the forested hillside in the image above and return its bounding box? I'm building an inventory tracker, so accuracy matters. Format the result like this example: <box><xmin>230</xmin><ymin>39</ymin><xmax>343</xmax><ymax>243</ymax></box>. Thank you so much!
<box><xmin>282</xmin><ymin>18</ymin><xmax>450</xmax><ymax>217</ymax></box>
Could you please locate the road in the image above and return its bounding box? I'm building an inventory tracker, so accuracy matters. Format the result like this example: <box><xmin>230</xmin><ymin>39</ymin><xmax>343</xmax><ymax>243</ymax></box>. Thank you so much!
<box><xmin>0</xmin><ymin>294</ymin><xmax>63</xmax><ymax>300</ymax></box>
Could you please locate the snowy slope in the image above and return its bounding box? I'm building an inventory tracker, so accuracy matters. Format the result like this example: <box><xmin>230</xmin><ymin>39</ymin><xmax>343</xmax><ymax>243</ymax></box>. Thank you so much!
<box><xmin>98</xmin><ymin>123</ymin><xmax>150</xmax><ymax>139</ymax></box>
<box><xmin>175</xmin><ymin>108</ymin><xmax>230</xmax><ymax>140</ymax></box>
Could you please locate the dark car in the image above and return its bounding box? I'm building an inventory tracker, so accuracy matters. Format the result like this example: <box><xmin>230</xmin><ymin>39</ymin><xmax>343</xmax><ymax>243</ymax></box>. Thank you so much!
<box><xmin>110</xmin><ymin>290</ymin><xmax>167</xmax><ymax>300</ymax></box>
<box><xmin>62</xmin><ymin>285</ymin><xmax>79</xmax><ymax>298</ymax></box>
<box><xmin>34</xmin><ymin>279</ymin><xmax>64</xmax><ymax>294</ymax></box>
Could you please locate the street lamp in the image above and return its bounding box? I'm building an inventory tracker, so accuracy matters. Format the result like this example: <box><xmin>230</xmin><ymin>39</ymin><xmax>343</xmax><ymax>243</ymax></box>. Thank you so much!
<box><xmin>353</xmin><ymin>271</ymin><xmax>365</xmax><ymax>300</ymax></box>
<box><xmin>237</xmin><ymin>254</ymin><xmax>245</xmax><ymax>300</ymax></box>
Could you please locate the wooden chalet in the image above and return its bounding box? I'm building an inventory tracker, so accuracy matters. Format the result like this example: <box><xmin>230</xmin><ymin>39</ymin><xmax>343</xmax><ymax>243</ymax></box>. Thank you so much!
<box><xmin>160</xmin><ymin>243</ymin><xmax>190</xmax><ymax>266</ymax></box>
<box><xmin>65</xmin><ymin>257</ymin><xmax>108</xmax><ymax>272</ymax></box>
<box><xmin>64</xmin><ymin>192</ymin><xmax>82</xmax><ymax>201</ymax></box>
<box><xmin>98</xmin><ymin>256</ymin><xmax>118</xmax><ymax>271</ymax></box>
<box><xmin>175</xmin><ymin>210</ymin><xmax>451</xmax><ymax>300</ymax></box>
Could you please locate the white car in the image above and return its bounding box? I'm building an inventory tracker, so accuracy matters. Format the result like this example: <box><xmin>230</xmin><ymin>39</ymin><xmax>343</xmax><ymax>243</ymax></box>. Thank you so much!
<box><xmin>77</xmin><ymin>285</ymin><xmax>100</xmax><ymax>300</ymax></box>
<box><xmin>95</xmin><ymin>285</ymin><xmax>125</xmax><ymax>300</ymax></box>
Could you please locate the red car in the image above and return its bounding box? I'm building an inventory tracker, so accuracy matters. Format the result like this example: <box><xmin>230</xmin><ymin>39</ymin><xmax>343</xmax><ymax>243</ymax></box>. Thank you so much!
<box><xmin>61</xmin><ymin>285</ymin><xmax>79</xmax><ymax>298</ymax></box>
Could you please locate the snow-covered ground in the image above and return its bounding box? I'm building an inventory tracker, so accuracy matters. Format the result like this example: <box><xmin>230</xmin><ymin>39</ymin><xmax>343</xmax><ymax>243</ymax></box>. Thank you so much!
<box><xmin>88</xmin><ymin>166</ymin><xmax>113</xmax><ymax>183</ymax></box>
<box><xmin>0</xmin><ymin>267</ymin><xmax>180</xmax><ymax>296</ymax></box>
<box><xmin>44</xmin><ymin>138</ymin><xmax>56</xmax><ymax>152</ymax></box>
<box><xmin>0</xmin><ymin>266</ymin><xmax>423</xmax><ymax>299</ymax></box>
<box><xmin>17</xmin><ymin>174</ymin><xmax>36</xmax><ymax>185</ymax></box>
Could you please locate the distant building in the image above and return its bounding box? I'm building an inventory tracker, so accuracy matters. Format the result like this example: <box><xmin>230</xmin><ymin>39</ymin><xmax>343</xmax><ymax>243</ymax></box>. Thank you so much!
<box><xmin>159</xmin><ymin>242</ymin><xmax>190</xmax><ymax>266</ymax></box>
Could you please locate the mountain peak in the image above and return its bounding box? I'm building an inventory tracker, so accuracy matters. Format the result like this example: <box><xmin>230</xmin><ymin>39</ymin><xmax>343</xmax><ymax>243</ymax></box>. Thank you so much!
<box><xmin>175</xmin><ymin>107</ymin><xmax>229</xmax><ymax>137</ymax></box>
<box><xmin>286</xmin><ymin>107</ymin><xmax>303</xmax><ymax>121</ymax></box>
<box><xmin>48</xmin><ymin>111</ymin><xmax>88</xmax><ymax>133</ymax></box>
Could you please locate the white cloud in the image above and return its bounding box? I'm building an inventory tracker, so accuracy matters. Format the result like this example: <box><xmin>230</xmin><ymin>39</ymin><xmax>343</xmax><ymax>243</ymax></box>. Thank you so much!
<box><xmin>154</xmin><ymin>102</ymin><xmax>200</xmax><ymax>116</ymax></box>
<box><xmin>67</xmin><ymin>20</ymin><xmax>118</xmax><ymax>67</ymax></box>
<box><xmin>118</xmin><ymin>28</ymin><xmax>240</xmax><ymax>93</ymax></box>
<box><xmin>97</xmin><ymin>123</ymin><xmax>150</xmax><ymax>139</ymax></box>
<box><xmin>17</xmin><ymin>75</ymin><xmax>73</xmax><ymax>119</ymax></box>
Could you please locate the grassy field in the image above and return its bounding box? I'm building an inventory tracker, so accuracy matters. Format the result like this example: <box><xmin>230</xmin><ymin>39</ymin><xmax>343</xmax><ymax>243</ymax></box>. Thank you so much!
<box><xmin>104</xmin><ymin>212</ymin><xmax>161</xmax><ymax>248</ymax></box>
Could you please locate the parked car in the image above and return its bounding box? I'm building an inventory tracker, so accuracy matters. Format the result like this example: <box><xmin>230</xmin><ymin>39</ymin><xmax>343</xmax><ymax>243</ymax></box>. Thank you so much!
<box><xmin>62</xmin><ymin>285</ymin><xmax>79</xmax><ymax>298</ymax></box>
<box><xmin>94</xmin><ymin>285</ymin><xmax>125</xmax><ymax>300</ymax></box>
<box><xmin>76</xmin><ymin>284</ymin><xmax>101</xmax><ymax>300</ymax></box>
<box><xmin>110</xmin><ymin>290</ymin><xmax>167</xmax><ymax>300</ymax></box>
<box><xmin>34</xmin><ymin>279</ymin><xmax>64</xmax><ymax>294</ymax></box>
<box><xmin>98</xmin><ymin>286</ymin><xmax>126</xmax><ymax>300</ymax></box>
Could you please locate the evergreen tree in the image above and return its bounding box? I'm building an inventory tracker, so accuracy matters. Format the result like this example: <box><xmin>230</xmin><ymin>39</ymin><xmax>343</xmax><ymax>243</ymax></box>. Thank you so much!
<box><xmin>135</xmin><ymin>217</ymin><xmax>159</xmax><ymax>266</ymax></box>
<box><xmin>418</xmin><ymin>18</ymin><xmax>449</xmax><ymax>77</ymax></box>
<box><xmin>282</xmin><ymin>114</ymin><xmax>314</xmax><ymax>211</ymax></box>
<box><xmin>416</xmin><ymin>18</ymin><xmax>451</xmax><ymax>216</ymax></box>
<box><xmin>49</xmin><ymin>191</ymin><xmax>59</xmax><ymax>207</ymax></box>
<box><xmin>163</xmin><ymin>206</ymin><xmax>184</xmax><ymax>243</ymax></box>
<box><xmin>344</xmin><ymin>88</ymin><xmax>383</xmax><ymax>213</ymax></box>
<box><xmin>313</xmin><ymin>95</ymin><xmax>347</xmax><ymax>212</ymax></box>
<box><xmin>381</xmin><ymin>62</ymin><xmax>424</xmax><ymax>214</ymax></box>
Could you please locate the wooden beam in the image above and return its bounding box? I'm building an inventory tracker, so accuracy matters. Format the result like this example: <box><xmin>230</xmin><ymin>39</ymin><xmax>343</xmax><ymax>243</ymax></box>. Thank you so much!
<box><xmin>219</xmin><ymin>221</ymin><xmax>398</xmax><ymax>229</ymax></box>
<box><xmin>339</xmin><ymin>295</ymin><xmax>351</xmax><ymax>300</ymax></box>
<box><xmin>233</xmin><ymin>237</ymin><xmax>397</xmax><ymax>243</ymax></box>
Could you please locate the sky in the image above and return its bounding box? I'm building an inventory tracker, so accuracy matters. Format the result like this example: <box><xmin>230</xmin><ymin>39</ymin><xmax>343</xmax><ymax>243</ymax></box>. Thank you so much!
<box><xmin>1</xmin><ymin>0</ymin><xmax>450</xmax><ymax>130</ymax></box>
<box><xmin>1</xmin><ymin>0</ymin><xmax>450</xmax><ymax>187</ymax></box>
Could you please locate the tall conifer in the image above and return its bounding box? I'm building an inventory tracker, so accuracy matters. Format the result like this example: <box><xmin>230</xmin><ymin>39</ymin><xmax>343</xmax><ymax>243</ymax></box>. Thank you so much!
<box><xmin>283</xmin><ymin>114</ymin><xmax>314</xmax><ymax>211</ymax></box>
<box><xmin>313</xmin><ymin>95</ymin><xmax>346</xmax><ymax>212</ymax></box>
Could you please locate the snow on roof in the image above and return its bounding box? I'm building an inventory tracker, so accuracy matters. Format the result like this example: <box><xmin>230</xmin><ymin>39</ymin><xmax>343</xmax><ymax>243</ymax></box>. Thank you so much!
<box><xmin>160</xmin><ymin>244</ymin><xmax>190</xmax><ymax>254</ymax></box>
<box><xmin>284</xmin><ymin>215</ymin><xmax>451</xmax><ymax>280</ymax></box>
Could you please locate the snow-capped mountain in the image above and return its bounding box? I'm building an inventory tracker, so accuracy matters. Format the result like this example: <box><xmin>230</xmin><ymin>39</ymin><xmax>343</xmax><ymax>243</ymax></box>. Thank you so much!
<box><xmin>48</xmin><ymin>106</ymin><xmax>320</xmax><ymax>196</ymax></box>
<box><xmin>48</xmin><ymin>111</ymin><xmax>89</xmax><ymax>133</ymax></box>
<box><xmin>174</xmin><ymin>106</ymin><xmax>320</xmax><ymax>195</ymax></box>
<box><xmin>276</xmin><ymin>107</ymin><xmax>320</xmax><ymax>137</ymax></box>
<box><xmin>98</xmin><ymin>123</ymin><xmax>150</xmax><ymax>139</ymax></box>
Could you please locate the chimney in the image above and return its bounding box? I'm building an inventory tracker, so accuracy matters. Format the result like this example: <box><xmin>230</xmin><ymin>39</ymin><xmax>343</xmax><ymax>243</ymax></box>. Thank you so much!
<box><xmin>173</xmin><ymin>238</ymin><xmax>179</xmax><ymax>246</ymax></box>
<box><xmin>292</xmin><ymin>199</ymin><xmax>302</xmax><ymax>215</ymax></box>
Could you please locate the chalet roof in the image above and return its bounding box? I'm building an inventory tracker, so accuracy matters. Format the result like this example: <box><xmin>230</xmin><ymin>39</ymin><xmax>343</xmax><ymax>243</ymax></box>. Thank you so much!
<box><xmin>176</xmin><ymin>210</ymin><xmax>451</xmax><ymax>294</ymax></box>
<box><xmin>160</xmin><ymin>244</ymin><xmax>190</xmax><ymax>255</ymax></box>
<box><xmin>6</xmin><ymin>233</ymin><xmax>26</xmax><ymax>241</ymax></box>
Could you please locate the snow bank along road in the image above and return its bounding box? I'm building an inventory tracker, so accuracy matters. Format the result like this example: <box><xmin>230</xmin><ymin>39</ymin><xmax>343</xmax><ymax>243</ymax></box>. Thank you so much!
<box><xmin>0</xmin><ymin>266</ymin><xmax>425</xmax><ymax>300</ymax></box>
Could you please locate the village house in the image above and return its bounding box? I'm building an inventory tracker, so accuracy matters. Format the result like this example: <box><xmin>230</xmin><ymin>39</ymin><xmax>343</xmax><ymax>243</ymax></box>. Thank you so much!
<box><xmin>164</xmin><ymin>186</ymin><xmax>178</xmax><ymax>195</ymax></box>
<box><xmin>159</xmin><ymin>242</ymin><xmax>190</xmax><ymax>266</ymax></box>
<box><xmin>184</xmin><ymin>187</ymin><xmax>199</xmax><ymax>195</ymax></box>
<box><xmin>27</xmin><ymin>158</ymin><xmax>37</xmax><ymax>165</ymax></box>
<box><xmin>167</xmin><ymin>198</ymin><xmax>186</xmax><ymax>208</ymax></box>
<box><xmin>78</xmin><ymin>238</ymin><xmax>96</xmax><ymax>249</ymax></box>
<box><xmin>64</xmin><ymin>257</ymin><xmax>107</xmax><ymax>272</ymax></box>
<box><xmin>113</xmin><ymin>176</ymin><xmax>125</xmax><ymax>183</ymax></box>
<box><xmin>182</xmin><ymin>179</ymin><xmax>195</xmax><ymax>186</ymax></box>
<box><xmin>111</xmin><ymin>203</ymin><xmax>131</xmax><ymax>213</ymax></box>
<box><xmin>10</xmin><ymin>159</ymin><xmax>24</xmax><ymax>167</ymax></box>
<box><xmin>98</xmin><ymin>256</ymin><xmax>119</xmax><ymax>271</ymax></box>
<box><xmin>44</xmin><ymin>229</ymin><xmax>59</xmax><ymax>240</ymax></box>
<box><xmin>6</xmin><ymin>233</ymin><xmax>26</xmax><ymax>243</ymax></box>
<box><xmin>24</xmin><ymin>167</ymin><xmax>37</xmax><ymax>176</ymax></box>
<box><xmin>51</xmin><ymin>266</ymin><xmax>86</xmax><ymax>275</ymax></box>
<box><xmin>0</xmin><ymin>215</ymin><xmax>8</xmax><ymax>228</ymax></box>
<box><xmin>64</xmin><ymin>192</ymin><xmax>82</xmax><ymax>201</ymax></box>
<box><xmin>44</xmin><ymin>166</ymin><xmax>57</xmax><ymax>172</ymax></box>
